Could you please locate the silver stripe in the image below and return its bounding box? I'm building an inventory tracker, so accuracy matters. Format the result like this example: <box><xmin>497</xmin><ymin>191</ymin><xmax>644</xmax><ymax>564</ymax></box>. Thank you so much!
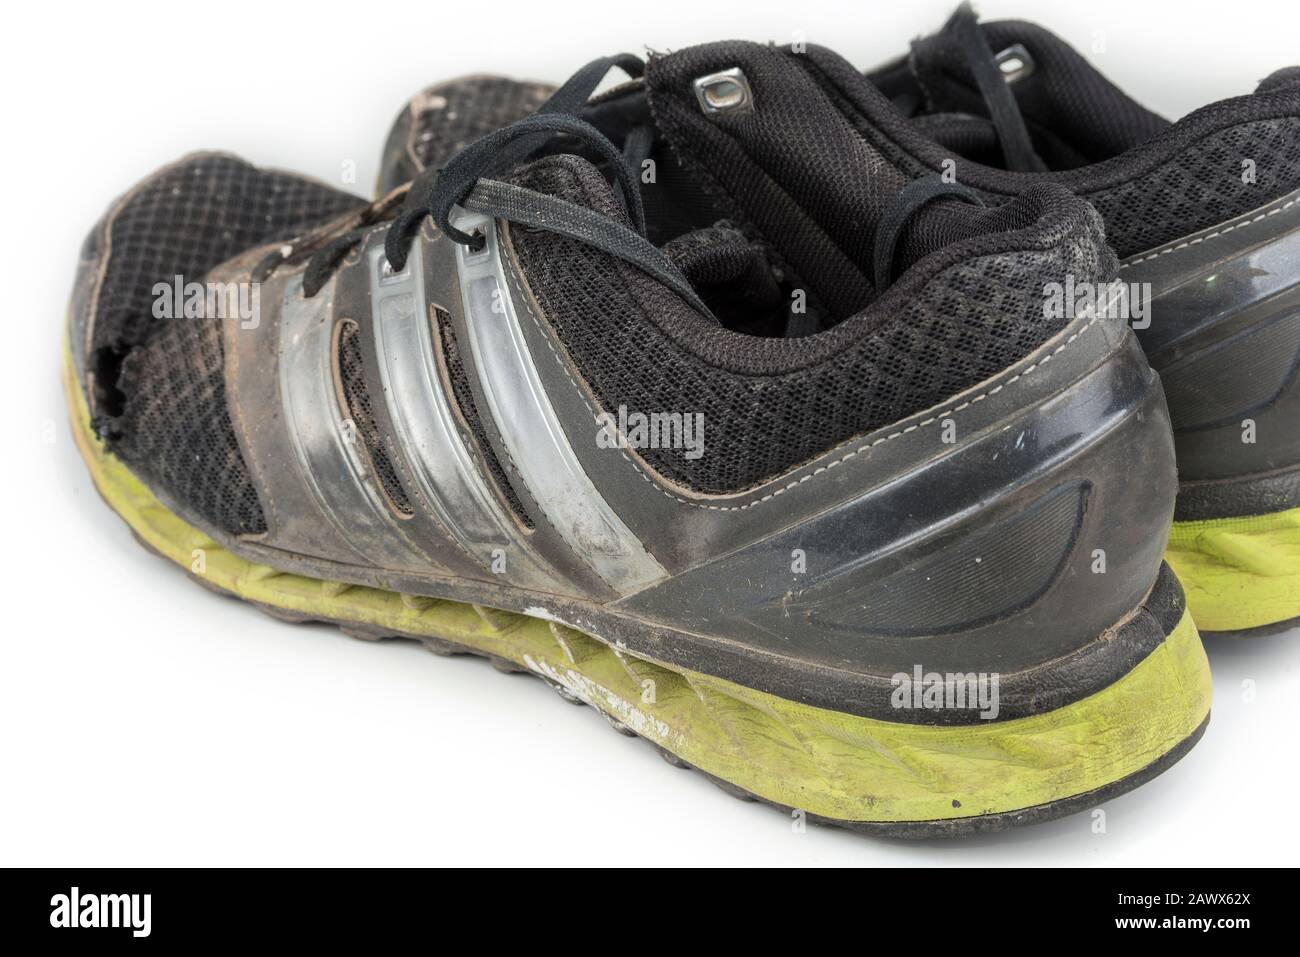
<box><xmin>278</xmin><ymin>277</ymin><xmax>429</xmax><ymax>569</ymax></box>
<box><xmin>452</xmin><ymin>213</ymin><xmax>667</xmax><ymax>593</ymax></box>
<box><xmin>367</xmin><ymin>240</ymin><xmax>563</xmax><ymax>592</ymax></box>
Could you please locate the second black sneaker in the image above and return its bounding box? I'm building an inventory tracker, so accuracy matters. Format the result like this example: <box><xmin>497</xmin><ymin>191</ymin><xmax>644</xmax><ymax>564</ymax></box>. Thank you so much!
<box><xmin>862</xmin><ymin>3</ymin><xmax>1300</xmax><ymax>636</ymax></box>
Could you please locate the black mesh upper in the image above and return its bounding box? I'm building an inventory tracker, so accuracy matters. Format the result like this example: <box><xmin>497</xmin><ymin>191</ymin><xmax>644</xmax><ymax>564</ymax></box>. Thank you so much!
<box><xmin>89</xmin><ymin>154</ymin><xmax>363</xmax><ymax>363</ymax></box>
<box><xmin>114</xmin><ymin>315</ymin><xmax>267</xmax><ymax>535</ymax></box>
<box><xmin>508</xmin><ymin>156</ymin><xmax>1112</xmax><ymax>494</ymax></box>
<box><xmin>89</xmin><ymin>154</ymin><xmax>365</xmax><ymax>535</ymax></box>
<box><xmin>91</xmin><ymin>45</ymin><xmax>1153</xmax><ymax>529</ymax></box>
<box><xmin>1084</xmin><ymin>117</ymin><xmax>1300</xmax><ymax>256</ymax></box>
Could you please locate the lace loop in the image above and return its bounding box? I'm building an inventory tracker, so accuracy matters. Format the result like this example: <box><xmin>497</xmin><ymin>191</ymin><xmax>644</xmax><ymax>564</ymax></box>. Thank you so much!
<box><xmin>393</xmin><ymin>111</ymin><xmax>646</xmax><ymax>268</ymax></box>
<box><xmin>383</xmin><ymin>54</ymin><xmax>648</xmax><ymax>271</ymax></box>
<box><xmin>872</xmin><ymin>175</ymin><xmax>985</xmax><ymax>291</ymax></box>
<box><xmin>295</xmin><ymin>52</ymin><xmax>714</xmax><ymax>325</ymax></box>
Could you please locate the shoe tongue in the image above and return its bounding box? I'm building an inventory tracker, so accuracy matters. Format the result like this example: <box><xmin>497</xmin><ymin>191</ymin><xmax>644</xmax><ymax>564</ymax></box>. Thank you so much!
<box><xmin>646</xmin><ymin>41</ymin><xmax>911</xmax><ymax>320</ymax></box>
<box><xmin>505</xmin><ymin>152</ymin><xmax>800</xmax><ymax>334</ymax></box>
<box><xmin>902</xmin><ymin>15</ymin><xmax>1169</xmax><ymax>167</ymax></box>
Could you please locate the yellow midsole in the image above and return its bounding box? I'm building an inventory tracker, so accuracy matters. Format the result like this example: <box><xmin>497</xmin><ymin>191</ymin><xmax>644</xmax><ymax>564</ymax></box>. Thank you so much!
<box><xmin>64</xmin><ymin>344</ymin><xmax>1211</xmax><ymax>823</ymax></box>
<box><xmin>1168</xmin><ymin>508</ymin><xmax>1300</xmax><ymax>633</ymax></box>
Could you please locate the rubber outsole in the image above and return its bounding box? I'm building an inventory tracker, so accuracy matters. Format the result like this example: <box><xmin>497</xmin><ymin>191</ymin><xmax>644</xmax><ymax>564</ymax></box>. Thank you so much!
<box><xmin>144</xmin><ymin>537</ymin><xmax>1217</xmax><ymax>839</ymax></box>
<box><xmin>65</xmin><ymin>344</ymin><xmax>1213</xmax><ymax>837</ymax></box>
<box><xmin>1167</xmin><ymin>507</ymin><xmax>1300</xmax><ymax>635</ymax></box>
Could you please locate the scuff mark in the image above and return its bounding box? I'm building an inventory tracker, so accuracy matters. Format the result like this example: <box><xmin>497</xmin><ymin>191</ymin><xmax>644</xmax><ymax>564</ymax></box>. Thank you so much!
<box><xmin>522</xmin><ymin>654</ymin><xmax>685</xmax><ymax>749</ymax></box>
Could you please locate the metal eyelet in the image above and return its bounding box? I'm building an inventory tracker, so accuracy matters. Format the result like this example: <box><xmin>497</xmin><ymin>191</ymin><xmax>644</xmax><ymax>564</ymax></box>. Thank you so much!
<box><xmin>692</xmin><ymin>67</ymin><xmax>754</xmax><ymax>117</ymax></box>
<box><xmin>995</xmin><ymin>44</ymin><xmax>1035</xmax><ymax>84</ymax></box>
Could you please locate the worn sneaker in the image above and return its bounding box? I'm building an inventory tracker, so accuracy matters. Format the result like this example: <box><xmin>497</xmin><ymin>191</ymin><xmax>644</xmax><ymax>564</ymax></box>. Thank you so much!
<box><xmin>67</xmin><ymin>57</ymin><xmax>1209</xmax><ymax>835</ymax></box>
<box><xmin>861</xmin><ymin>4</ymin><xmax>1300</xmax><ymax>636</ymax></box>
<box><xmin>386</xmin><ymin>17</ymin><xmax>1300</xmax><ymax>637</ymax></box>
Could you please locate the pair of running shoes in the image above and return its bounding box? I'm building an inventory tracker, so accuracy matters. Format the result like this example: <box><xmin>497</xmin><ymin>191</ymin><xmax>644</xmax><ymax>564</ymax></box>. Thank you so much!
<box><xmin>67</xmin><ymin>6</ymin><xmax>1300</xmax><ymax>835</ymax></box>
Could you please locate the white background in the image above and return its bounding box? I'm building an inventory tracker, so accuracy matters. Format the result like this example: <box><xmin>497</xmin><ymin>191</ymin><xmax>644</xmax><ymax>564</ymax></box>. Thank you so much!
<box><xmin>2</xmin><ymin>0</ymin><xmax>1297</xmax><ymax>866</ymax></box>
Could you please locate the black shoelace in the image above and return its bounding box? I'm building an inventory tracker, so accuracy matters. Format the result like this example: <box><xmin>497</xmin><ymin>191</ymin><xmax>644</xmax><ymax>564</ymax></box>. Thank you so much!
<box><xmin>899</xmin><ymin>2</ymin><xmax>1047</xmax><ymax>173</ymax></box>
<box><xmin>270</xmin><ymin>55</ymin><xmax>714</xmax><ymax>320</ymax></box>
<box><xmin>871</xmin><ymin>175</ymin><xmax>985</xmax><ymax>291</ymax></box>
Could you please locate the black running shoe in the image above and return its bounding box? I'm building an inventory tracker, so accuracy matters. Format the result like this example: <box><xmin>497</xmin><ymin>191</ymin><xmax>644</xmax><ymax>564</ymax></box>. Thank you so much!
<box><xmin>68</xmin><ymin>58</ymin><xmax>1209</xmax><ymax>835</ymax></box>
<box><xmin>384</xmin><ymin>15</ymin><xmax>1300</xmax><ymax>637</ymax></box>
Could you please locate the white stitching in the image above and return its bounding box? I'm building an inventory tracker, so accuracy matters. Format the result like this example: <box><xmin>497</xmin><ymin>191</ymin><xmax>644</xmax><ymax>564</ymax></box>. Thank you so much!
<box><xmin>504</xmin><ymin>248</ymin><xmax>1105</xmax><ymax>513</ymax></box>
<box><xmin>1119</xmin><ymin>195</ymin><xmax>1300</xmax><ymax>270</ymax></box>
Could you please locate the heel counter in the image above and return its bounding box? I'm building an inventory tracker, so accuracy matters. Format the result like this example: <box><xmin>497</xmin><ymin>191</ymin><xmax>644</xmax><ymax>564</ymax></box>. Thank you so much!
<box><xmin>618</xmin><ymin>312</ymin><xmax>1180</xmax><ymax>698</ymax></box>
